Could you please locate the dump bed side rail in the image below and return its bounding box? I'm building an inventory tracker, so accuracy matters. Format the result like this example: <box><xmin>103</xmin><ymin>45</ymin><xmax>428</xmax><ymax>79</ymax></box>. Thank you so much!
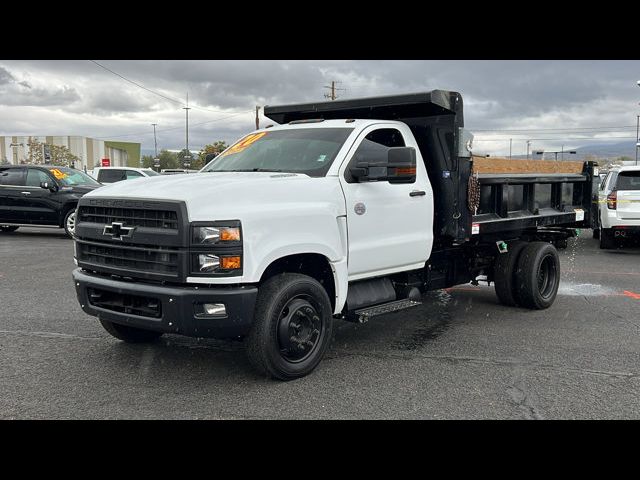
<box><xmin>471</xmin><ymin>161</ymin><xmax>598</xmax><ymax>236</ymax></box>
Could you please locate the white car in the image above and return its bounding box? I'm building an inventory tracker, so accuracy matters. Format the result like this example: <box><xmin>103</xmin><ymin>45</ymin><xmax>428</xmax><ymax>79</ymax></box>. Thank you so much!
<box><xmin>596</xmin><ymin>165</ymin><xmax>640</xmax><ymax>249</ymax></box>
<box><xmin>91</xmin><ymin>167</ymin><xmax>161</xmax><ymax>184</ymax></box>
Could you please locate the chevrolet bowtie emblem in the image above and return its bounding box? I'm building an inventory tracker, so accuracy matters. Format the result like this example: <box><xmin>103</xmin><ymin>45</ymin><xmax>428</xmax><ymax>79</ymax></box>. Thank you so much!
<box><xmin>103</xmin><ymin>222</ymin><xmax>135</xmax><ymax>240</ymax></box>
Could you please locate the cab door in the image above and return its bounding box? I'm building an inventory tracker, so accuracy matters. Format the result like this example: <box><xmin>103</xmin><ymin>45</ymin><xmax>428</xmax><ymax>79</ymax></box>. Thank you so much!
<box><xmin>20</xmin><ymin>168</ymin><xmax>60</xmax><ymax>225</ymax></box>
<box><xmin>338</xmin><ymin>124</ymin><xmax>433</xmax><ymax>281</ymax></box>
<box><xmin>0</xmin><ymin>167</ymin><xmax>26</xmax><ymax>223</ymax></box>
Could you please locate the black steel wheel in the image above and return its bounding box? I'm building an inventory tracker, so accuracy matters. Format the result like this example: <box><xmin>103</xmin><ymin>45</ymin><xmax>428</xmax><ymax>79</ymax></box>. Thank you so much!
<box><xmin>514</xmin><ymin>242</ymin><xmax>560</xmax><ymax>310</ymax></box>
<box><xmin>246</xmin><ymin>273</ymin><xmax>332</xmax><ymax>380</ymax></box>
<box><xmin>493</xmin><ymin>241</ymin><xmax>527</xmax><ymax>307</ymax></box>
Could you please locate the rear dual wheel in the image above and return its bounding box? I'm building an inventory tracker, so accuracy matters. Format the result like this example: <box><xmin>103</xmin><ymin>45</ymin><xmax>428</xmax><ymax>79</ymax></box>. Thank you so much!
<box><xmin>514</xmin><ymin>242</ymin><xmax>560</xmax><ymax>310</ymax></box>
<box><xmin>494</xmin><ymin>241</ymin><xmax>560</xmax><ymax>310</ymax></box>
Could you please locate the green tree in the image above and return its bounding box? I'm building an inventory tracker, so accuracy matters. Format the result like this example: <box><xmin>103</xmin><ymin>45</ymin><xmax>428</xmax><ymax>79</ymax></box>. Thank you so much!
<box><xmin>176</xmin><ymin>148</ymin><xmax>194</xmax><ymax>168</ymax></box>
<box><xmin>141</xmin><ymin>154</ymin><xmax>155</xmax><ymax>168</ymax></box>
<box><xmin>157</xmin><ymin>149</ymin><xmax>179</xmax><ymax>170</ymax></box>
<box><xmin>24</xmin><ymin>138</ymin><xmax>79</xmax><ymax>167</ymax></box>
<box><xmin>197</xmin><ymin>141</ymin><xmax>228</xmax><ymax>169</ymax></box>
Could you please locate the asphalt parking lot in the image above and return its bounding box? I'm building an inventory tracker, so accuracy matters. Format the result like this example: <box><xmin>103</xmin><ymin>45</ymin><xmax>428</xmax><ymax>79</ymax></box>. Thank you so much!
<box><xmin>1</xmin><ymin>227</ymin><xmax>639</xmax><ymax>419</ymax></box>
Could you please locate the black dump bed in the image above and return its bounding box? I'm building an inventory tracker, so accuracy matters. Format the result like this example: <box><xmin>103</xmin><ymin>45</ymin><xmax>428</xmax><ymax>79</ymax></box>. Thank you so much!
<box><xmin>264</xmin><ymin>91</ymin><xmax>598</xmax><ymax>246</ymax></box>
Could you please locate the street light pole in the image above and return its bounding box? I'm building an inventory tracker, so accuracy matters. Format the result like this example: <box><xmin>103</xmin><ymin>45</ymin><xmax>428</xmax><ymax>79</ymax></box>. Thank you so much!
<box><xmin>151</xmin><ymin>123</ymin><xmax>158</xmax><ymax>158</ymax></box>
<box><xmin>183</xmin><ymin>93</ymin><xmax>191</xmax><ymax>161</ymax></box>
<box><xmin>636</xmin><ymin>115</ymin><xmax>640</xmax><ymax>166</ymax></box>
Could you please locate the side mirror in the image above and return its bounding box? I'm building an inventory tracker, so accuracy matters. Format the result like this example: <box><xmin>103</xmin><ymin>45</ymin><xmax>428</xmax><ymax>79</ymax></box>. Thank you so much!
<box><xmin>349</xmin><ymin>147</ymin><xmax>417</xmax><ymax>184</ymax></box>
<box><xmin>387</xmin><ymin>147</ymin><xmax>416</xmax><ymax>184</ymax></box>
<box><xmin>40</xmin><ymin>181</ymin><xmax>58</xmax><ymax>192</ymax></box>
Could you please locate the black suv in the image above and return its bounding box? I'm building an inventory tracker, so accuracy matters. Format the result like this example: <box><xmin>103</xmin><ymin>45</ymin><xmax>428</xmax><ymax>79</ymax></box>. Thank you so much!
<box><xmin>0</xmin><ymin>165</ymin><xmax>102</xmax><ymax>237</ymax></box>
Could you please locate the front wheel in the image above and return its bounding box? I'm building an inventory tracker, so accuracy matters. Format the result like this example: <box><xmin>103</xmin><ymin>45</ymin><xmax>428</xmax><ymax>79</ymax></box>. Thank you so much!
<box><xmin>0</xmin><ymin>226</ymin><xmax>19</xmax><ymax>233</ymax></box>
<box><xmin>246</xmin><ymin>273</ymin><xmax>333</xmax><ymax>380</ymax></box>
<box><xmin>99</xmin><ymin>319</ymin><xmax>163</xmax><ymax>343</ymax></box>
<box><xmin>514</xmin><ymin>242</ymin><xmax>560</xmax><ymax>310</ymax></box>
<box><xmin>63</xmin><ymin>208</ymin><xmax>77</xmax><ymax>238</ymax></box>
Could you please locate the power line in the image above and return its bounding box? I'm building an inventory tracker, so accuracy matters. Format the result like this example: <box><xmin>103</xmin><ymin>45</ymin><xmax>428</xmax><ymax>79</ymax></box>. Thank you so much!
<box><xmin>472</xmin><ymin>125</ymin><xmax>637</xmax><ymax>133</ymax></box>
<box><xmin>89</xmin><ymin>60</ymin><xmax>185</xmax><ymax>106</ymax></box>
<box><xmin>474</xmin><ymin>135</ymin><xmax>636</xmax><ymax>142</ymax></box>
<box><xmin>88</xmin><ymin>60</ymin><xmax>249</xmax><ymax>115</ymax></box>
<box><xmin>94</xmin><ymin>110</ymin><xmax>253</xmax><ymax>140</ymax></box>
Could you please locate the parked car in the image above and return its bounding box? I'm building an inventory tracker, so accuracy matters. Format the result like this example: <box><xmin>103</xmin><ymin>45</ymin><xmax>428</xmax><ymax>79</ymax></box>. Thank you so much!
<box><xmin>0</xmin><ymin>165</ymin><xmax>102</xmax><ymax>237</ymax></box>
<box><xmin>160</xmin><ymin>169</ymin><xmax>199</xmax><ymax>175</ymax></box>
<box><xmin>92</xmin><ymin>167</ymin><xmax>160</xmax><ymax>184</ymax></box>
<box><xmin>596</xmin><ymin>165</ymin><xmax>640</xmax><ymax>248</ymax></box>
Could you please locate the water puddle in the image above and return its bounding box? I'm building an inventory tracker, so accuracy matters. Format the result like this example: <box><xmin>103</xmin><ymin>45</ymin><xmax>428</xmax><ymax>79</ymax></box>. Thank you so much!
<box><xmin>391</xmin><ymin>290</ymin><xmax>452</xmax><ymax>351</ymax></box>
<box><xmin>557</xmin><ymin>282</ymin><xmax>619</xmax><ymax>296</ymax></box>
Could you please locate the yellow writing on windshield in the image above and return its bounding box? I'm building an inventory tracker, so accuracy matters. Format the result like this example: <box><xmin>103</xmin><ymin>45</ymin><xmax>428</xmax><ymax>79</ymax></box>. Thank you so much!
<box><xmin>50</xmin><ymin>168</ymin><xmax>68</xmax><ymax>180</ymax></box>
<box><xmin>220</xmin><ymin>132</ymin><xmax>267</xmax><ymax>157</ymax></box>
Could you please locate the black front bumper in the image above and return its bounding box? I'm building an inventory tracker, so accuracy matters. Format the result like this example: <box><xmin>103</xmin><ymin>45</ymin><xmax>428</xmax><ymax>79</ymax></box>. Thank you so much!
<box><xmin>72</xmin><ymin>268</ymin><xmax>258</xmax><ymax>338</ymax></box>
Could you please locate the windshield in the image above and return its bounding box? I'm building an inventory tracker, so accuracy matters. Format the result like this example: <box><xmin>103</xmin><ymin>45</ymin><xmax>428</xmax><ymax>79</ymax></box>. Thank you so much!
<box><xmin>201</xmin><ymin>128</ymin><xmax>354</xmax><ymax>177</ymax></box>
<box><xmin>46</xmin><ymin>167</ymin><xmax>101</xmax><ymax>187</ymax></box>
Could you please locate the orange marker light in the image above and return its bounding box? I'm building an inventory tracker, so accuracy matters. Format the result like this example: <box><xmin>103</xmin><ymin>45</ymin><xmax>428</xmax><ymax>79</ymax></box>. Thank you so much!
<box><xmin>395</xmin><ymin>167</ymin><xmax>416</xmax><ymax>176</ymax></box>
<box><xmin>220</xmin><ymin>227</ymin><xmax>241</xmax><ymax>241</ymax></box>
<box><xmin>220</xmin><ymin>256</ymin><xmax>242</xmax><ymax>269</ymax></box>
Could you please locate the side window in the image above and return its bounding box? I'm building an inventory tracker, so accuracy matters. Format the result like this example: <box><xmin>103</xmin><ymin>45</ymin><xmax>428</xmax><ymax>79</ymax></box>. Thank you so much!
<box><xmin>26</xmin><ymin>169</ymin><xmax>54</xmax><ymax>187</ymax></box>
<box><xmin>125</xmin><ymin>170</ymin><xmax>144</xmax><ymax>179</ymax></box>
<box><xmin>0</xmin><ymin>168</ymin><xmax>26</xmax><ymax>186</ymax></box>
<box><xmin>345</xmin><ymin>128</ymin><xmax>406</xmax><ymax>183</ymax></box>
<box><xmin>599</xmin><ymin>173</ymin><xmax>609</xmax><ymax>191</ymax></box>
<box><xmin>98</xmin><ymin>169</ymin><xmax>126</xmax><ymax>183</ymax></box>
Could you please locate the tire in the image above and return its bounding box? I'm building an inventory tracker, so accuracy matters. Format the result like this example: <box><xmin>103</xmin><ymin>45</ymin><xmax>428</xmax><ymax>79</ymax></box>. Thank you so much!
<box><xmin>599</xmin><ymin>228</ymin><xmax>615</xmax><ymax>249</ymax></box>
<box><xmin>0</xmin><ymin>226</ymin><xmax>19</xmax><ymax>233</ymax></box>
<box><xmin>99</xmin><ymin>319</ymin><xmax>163</xmax><ymax>343</ymax></box>
<box><xmin>63</xmin><ymin>208</ymin><xmax>77</xmax><ymax>238</ymax></box>
<box><xmin>493</xmin><ymin>241</ymin><xmax>527</xmax><ymax>307</ymax></box>
<box><xmin>514</xmin><ymin>242</ymin><xmax>560</xmax><ymax>310</ymax></box>
<box><xmin>246</xmin><ymin>273</ymin><xmax>333</xmax><ymax>380</ymax></box>
<box><xmin>592</xmin><ymin>228</ymin><xmax>600</xmax><ymax>239</ymax></box>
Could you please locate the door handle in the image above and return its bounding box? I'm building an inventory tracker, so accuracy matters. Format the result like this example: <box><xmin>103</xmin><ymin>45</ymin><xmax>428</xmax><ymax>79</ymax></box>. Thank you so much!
<box><xmin>21</xmin><ymin>191</ymin><xmax>31</xmax><ymax>195</ymax></box>
<box><xmin>409</xmin><ymin>190</ymin><xmax>426</xmax><ymax>197</ymax></box>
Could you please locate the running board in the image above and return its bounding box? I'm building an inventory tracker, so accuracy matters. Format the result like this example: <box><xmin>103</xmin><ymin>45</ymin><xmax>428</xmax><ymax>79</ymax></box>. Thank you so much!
<box><xmin>352</xmin><ymin>299</ymin><xmax>422</xmax><ymax>324</ymax></box>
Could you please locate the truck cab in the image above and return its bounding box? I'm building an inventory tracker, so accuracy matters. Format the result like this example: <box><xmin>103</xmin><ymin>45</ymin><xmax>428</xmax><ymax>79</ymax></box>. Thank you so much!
<box><xmin>71</xmin><ymin>91</ymin><xmax>598</xmax><ymax>380</ymax></box>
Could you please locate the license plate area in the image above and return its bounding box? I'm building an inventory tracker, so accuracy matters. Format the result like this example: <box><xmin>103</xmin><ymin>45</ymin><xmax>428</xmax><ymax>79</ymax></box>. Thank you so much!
<box><xmin>87</xmin><ymin>287</ymin><xmax>162</xmax><ymax>318</ymax></box>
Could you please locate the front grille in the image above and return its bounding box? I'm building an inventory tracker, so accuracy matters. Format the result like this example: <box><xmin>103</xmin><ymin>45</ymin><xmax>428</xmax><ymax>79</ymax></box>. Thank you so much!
<box><xmin>87</xmin><ymin>287</ymin><xmax>161</xmax><ymax>318</ymax></box>
<box><xmin>78</xmin><ymin>241</ymin><xmax>179</xmax><ymax>276</ymax></box>
<box><xmin>78</xmin><ymin>206</ymin><xmax>178</xmax><ymax>230</ymax></box>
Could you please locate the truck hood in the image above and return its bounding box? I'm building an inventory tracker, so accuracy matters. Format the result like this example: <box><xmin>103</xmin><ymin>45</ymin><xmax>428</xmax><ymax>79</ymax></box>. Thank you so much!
<box><xmin>82</xmin><ymin>172</ymin><xmax>346</xmax><ymax>220</ymax></box>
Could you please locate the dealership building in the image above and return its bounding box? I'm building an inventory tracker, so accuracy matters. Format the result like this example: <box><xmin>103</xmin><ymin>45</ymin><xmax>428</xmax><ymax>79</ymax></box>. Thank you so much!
<box><xmin>0</xmin><ymin>136</ymin><xmax>140</xmax><ymax>171</ymax></box>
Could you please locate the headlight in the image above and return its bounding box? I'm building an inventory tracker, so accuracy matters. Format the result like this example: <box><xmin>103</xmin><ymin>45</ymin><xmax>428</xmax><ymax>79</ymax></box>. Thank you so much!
<box><xmin>192</xmin><ymin>225</ymin><xmax>241</xmax><ymax>244</ymax></box>
<box><xmin>190</xmin><ymin>221</ymin><xmax>242</xmax><ymax>276</ymax></box>
<box><xmin>195</xmin><ymin>254</ymin><xmax>242</xmax><ymax>273</ymax></box>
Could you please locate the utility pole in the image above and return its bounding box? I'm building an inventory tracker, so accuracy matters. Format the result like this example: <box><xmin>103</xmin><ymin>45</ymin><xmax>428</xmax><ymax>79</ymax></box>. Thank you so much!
<box><xmin>526</xmin><ymin>140</ymin><xmax>531</xmax><ymax>160</ymax></box>
<box><xmin>151</xmin><ymin>123</ymin><xmax>158</xmax><ymax>157</ymax></box>
<box><xmin>255</xmin><ymin>105</ymin><xmax>260</xmax><ymax>130</ymax></box>
<box><xmin>183</xmin><ymin>93</ymin><xmax>191</xmax><ymax>167</ymax></box>
<box><xmin>636</xmin><ymin>114</ymin><xmax>640</xmax><ymax>166</ymax></box>
<box><xmin>324</xmin><ymin>80</ymin><xmax>344</xmax><ymax>101</ymax></box>
<box><xmin>509</xmin><ymin>138</ymin><xmax>512</xmax><ymax>159</ymax></box>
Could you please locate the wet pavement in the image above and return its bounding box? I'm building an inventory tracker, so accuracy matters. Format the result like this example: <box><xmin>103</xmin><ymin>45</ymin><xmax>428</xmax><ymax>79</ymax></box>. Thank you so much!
<box><xmin>1</xmin><ymin>227</ymin><xmax>639</xmax><ymax>419</ymax></box>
